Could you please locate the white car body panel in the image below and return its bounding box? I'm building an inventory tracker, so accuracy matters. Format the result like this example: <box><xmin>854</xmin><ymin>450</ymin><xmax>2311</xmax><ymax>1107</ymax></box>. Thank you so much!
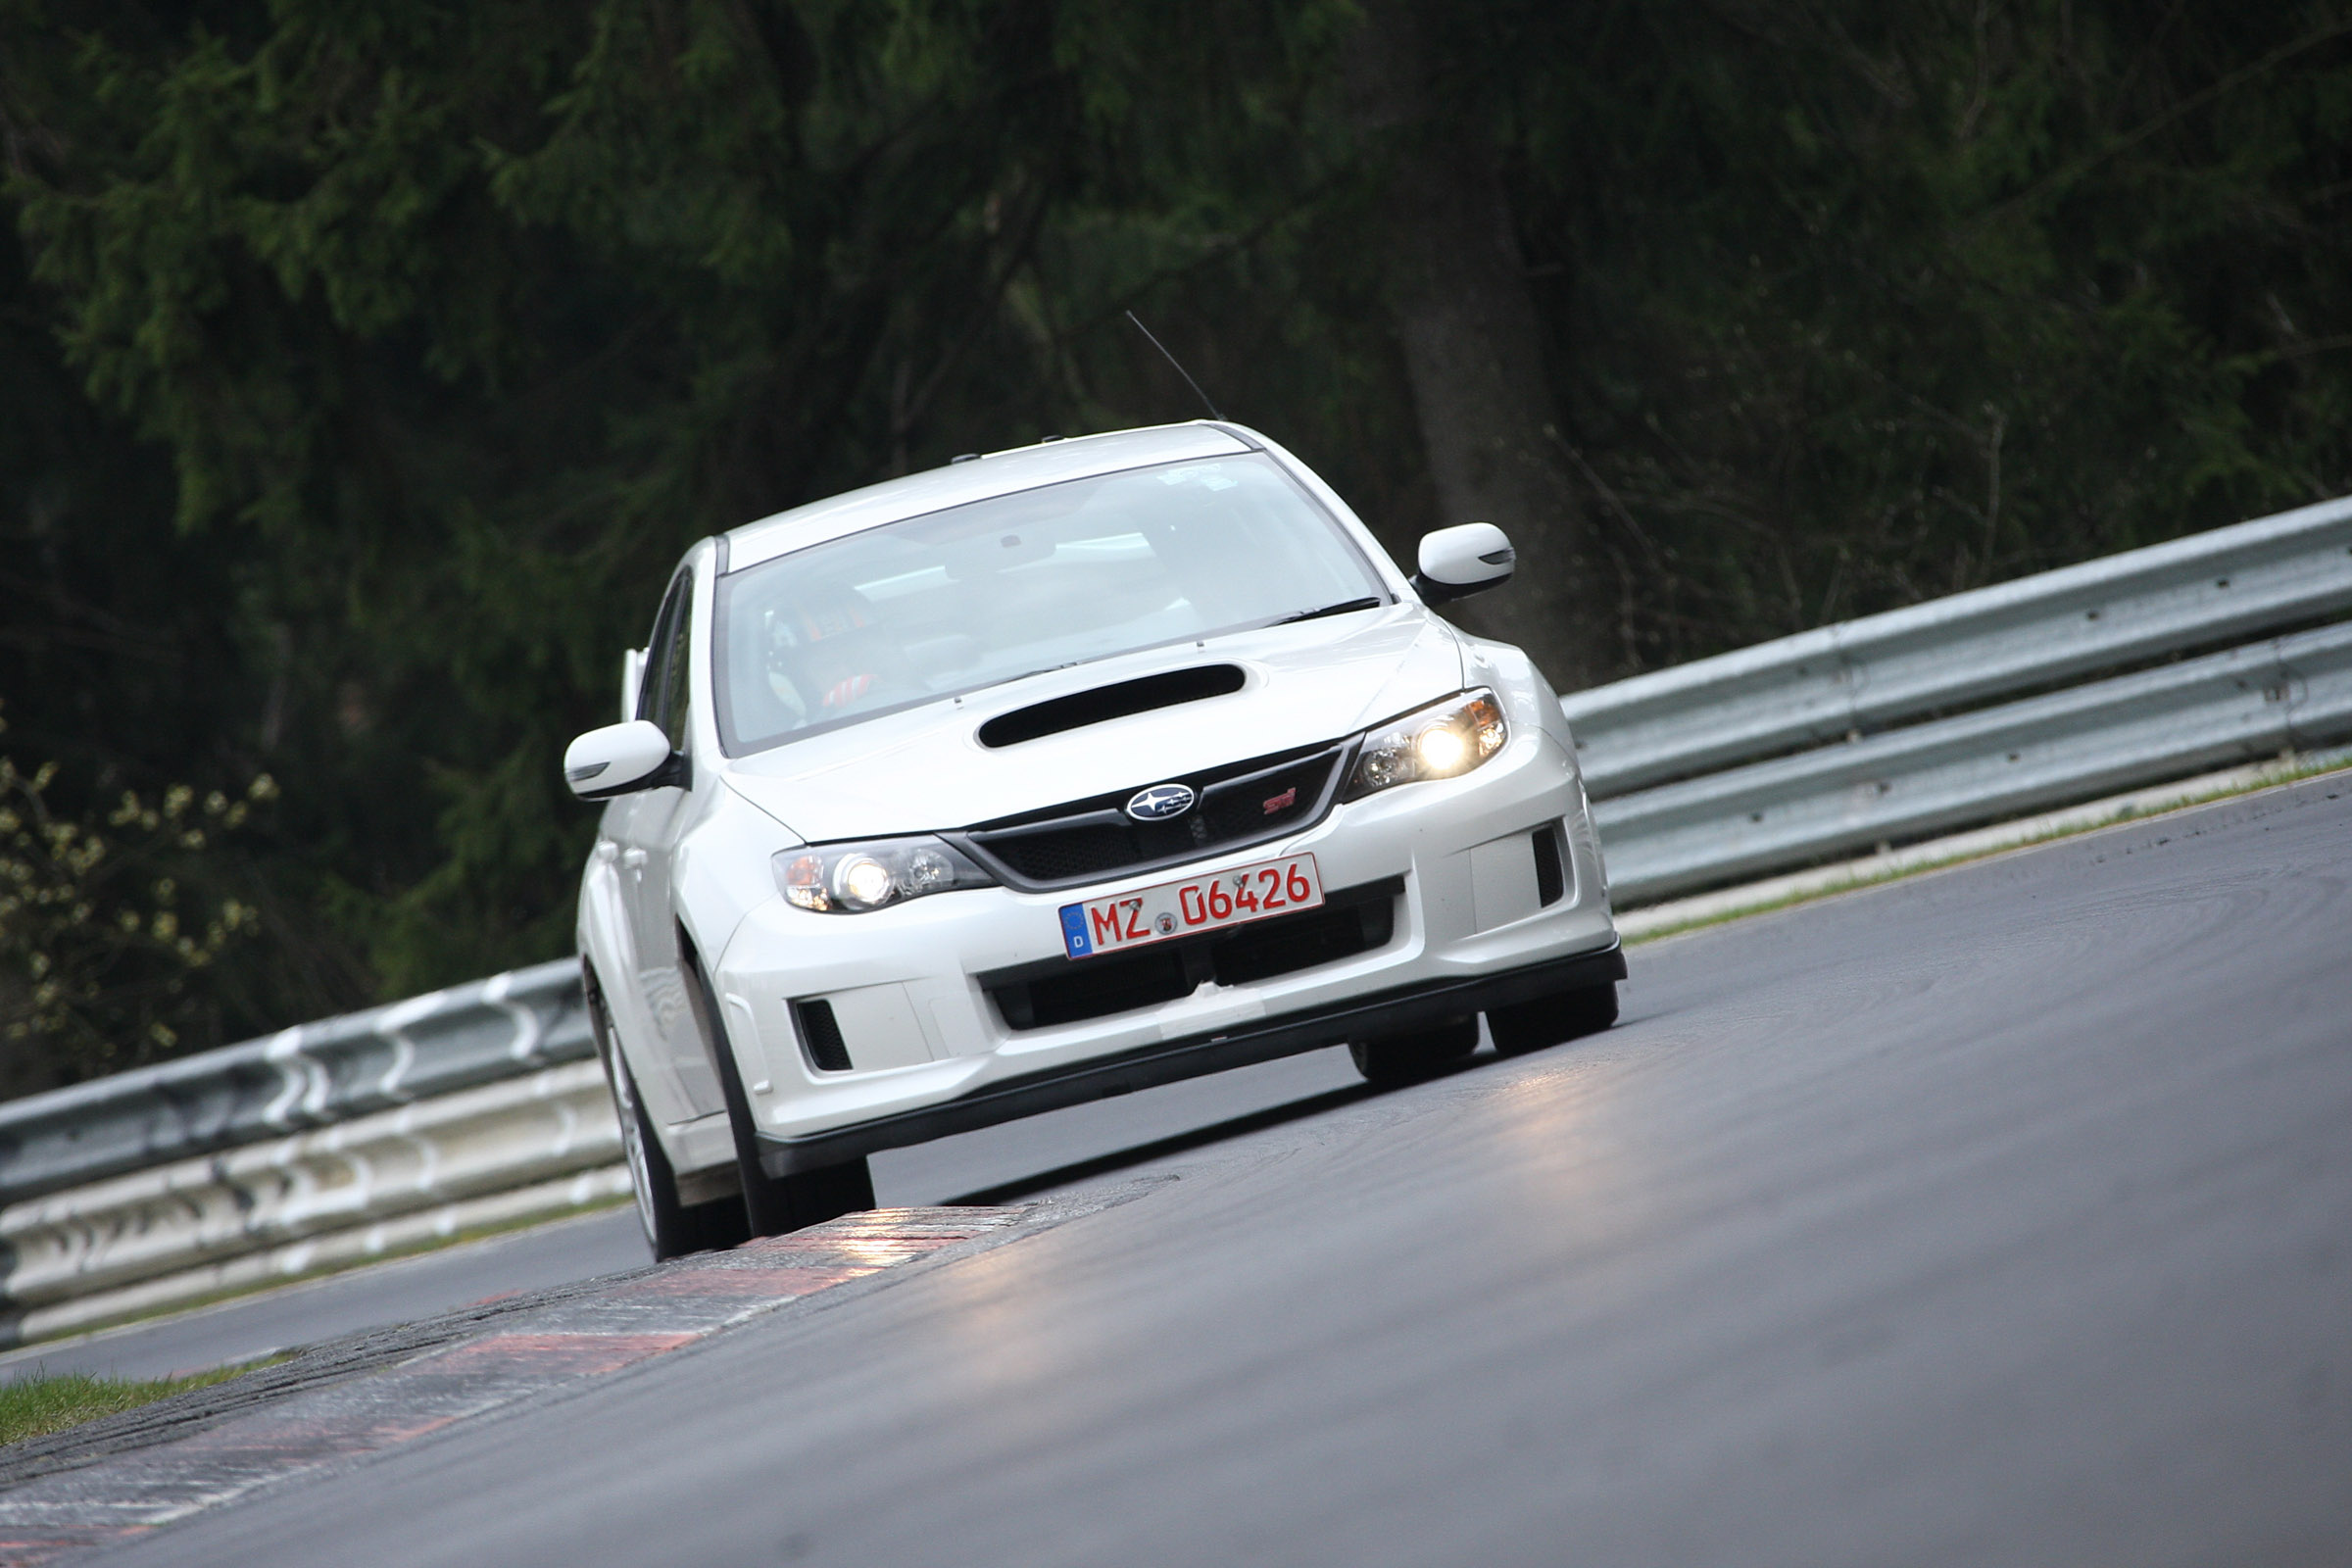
<box><xmin>575</xmin><ymin>421</ymin><xmax>1620</xmax><ymax>1185</ymax></box>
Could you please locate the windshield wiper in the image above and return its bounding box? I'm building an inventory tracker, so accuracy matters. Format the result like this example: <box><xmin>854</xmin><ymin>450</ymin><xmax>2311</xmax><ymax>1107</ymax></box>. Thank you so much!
<box><xmin>1270</xmin><ymin>597</ymin><xmax>1383</xmax><ymax>626</ymax></box>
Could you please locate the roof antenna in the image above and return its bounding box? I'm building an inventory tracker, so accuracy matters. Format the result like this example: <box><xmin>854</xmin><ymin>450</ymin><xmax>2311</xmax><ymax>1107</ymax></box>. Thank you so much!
<box><xmin>1126</xmin><ymin>311</ymin><xmax>1225</xmax><ymax>421</ymax></box>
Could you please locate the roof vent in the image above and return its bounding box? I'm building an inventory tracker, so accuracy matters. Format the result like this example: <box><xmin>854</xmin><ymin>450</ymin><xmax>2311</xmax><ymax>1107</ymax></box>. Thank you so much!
<box><xmin>978</xmin><ymin>665</ymin><xmax>1247</xmax><ymax>748</ymax></box>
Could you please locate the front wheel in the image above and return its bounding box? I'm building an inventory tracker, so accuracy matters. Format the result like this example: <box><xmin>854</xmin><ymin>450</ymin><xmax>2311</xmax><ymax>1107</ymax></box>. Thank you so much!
<box><xmin>1349</xmin><ymin>1014</ymin><xmax>1479</xmax><ymax>1086</ymax></box>
<box><xmin>589</xmin><ymin>968</ymin><xmax>749</xmax><ymax>1260</ymax></box>
<box><xmin>1488</xmin><ymin>981</ymin><xmax>1619</xmax><ymax>1056</ymax></box>
<box><xmin>684</xmin><ymin>941</ymin><xmax>875</xmax><ymax>1239</ymax></box>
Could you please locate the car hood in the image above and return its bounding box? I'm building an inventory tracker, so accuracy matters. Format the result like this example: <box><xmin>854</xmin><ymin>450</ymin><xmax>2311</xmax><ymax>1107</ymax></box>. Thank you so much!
<box><xmin>721</xmin><ymin>605</ymin><xmax>1465</xmax><ymax>842</ymax></box>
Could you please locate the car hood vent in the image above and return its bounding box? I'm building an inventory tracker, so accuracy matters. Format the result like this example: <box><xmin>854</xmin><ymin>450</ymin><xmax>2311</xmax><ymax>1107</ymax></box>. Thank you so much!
<box><xmin>977</xmin><ymin>664</ymin><xmax>1247</xmax><ymax>748</ymax></box>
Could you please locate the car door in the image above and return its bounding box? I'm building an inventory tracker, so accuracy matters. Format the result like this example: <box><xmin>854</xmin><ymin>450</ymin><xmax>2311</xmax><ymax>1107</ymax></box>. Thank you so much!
<box><xmin>613</xmin><ymin>565</ymin><xmax>727</xmax><ymax>1121</ymax></box>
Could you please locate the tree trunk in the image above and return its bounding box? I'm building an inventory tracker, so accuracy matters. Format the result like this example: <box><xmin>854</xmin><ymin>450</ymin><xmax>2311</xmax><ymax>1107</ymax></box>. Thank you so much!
<box><xmin>1347</xmin><ymin>0</ymin><xmax>1611</xmax><ymax>692</ymax></box>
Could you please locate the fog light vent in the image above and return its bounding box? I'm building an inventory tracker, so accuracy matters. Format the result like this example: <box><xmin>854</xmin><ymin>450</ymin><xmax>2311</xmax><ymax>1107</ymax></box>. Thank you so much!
<box><xmin>1532</xmin><ymin>822</ymin><xmax>1567</xmax><ymax>907</ymax></box>
<box><xmin>792</xmin><ymin>999</ymin><xmax>853</xmax><ymax>1073</ymax></box>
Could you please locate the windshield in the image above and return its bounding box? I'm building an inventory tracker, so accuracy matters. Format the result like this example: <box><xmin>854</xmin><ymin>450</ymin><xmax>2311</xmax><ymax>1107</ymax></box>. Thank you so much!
<box><xmin>712</xmin><ymin>453</ymin><xmax>1391</xmax><ymax>756</ymax></box>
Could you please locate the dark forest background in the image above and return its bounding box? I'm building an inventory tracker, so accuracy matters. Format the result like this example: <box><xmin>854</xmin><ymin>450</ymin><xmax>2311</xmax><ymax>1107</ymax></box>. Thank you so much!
<box><xmin>6</xmin><ymin>0</ymin><xmax>2352</xmax><ymax>1094</ymax></box>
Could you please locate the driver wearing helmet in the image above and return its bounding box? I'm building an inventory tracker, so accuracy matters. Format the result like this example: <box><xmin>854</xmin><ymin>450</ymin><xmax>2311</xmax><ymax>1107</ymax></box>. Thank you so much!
<box><xmin>763</xmin><ymin>584</ymin><xmax>909</xmax><ymax>722</ymax></box>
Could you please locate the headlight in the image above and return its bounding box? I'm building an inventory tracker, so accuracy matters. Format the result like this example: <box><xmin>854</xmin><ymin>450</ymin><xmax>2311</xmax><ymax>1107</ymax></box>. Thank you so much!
<box><xmin>772</xmin><ymin>836</ymin><xmax>997</xmax><ymax>913</ymax></box>
<box><xmin>1342</xmin><ymin>689</ymin><xmax>1508</xmax><ymax>800</ymax></box>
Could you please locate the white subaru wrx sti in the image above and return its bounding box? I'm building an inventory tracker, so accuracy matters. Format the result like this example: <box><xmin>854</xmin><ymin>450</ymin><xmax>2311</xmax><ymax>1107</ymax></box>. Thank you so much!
<box><xmin>567</xmin><ymin>421</ymin><xmax>1624</xmax><ymax>1258</ymax></box>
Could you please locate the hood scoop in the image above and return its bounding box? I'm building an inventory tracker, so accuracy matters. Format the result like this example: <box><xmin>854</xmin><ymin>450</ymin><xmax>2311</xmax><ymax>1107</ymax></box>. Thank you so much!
<box><xmin>978</xmin><ymin>664</ymin><xmax>1247</xmax><ymax>748</ymax></box>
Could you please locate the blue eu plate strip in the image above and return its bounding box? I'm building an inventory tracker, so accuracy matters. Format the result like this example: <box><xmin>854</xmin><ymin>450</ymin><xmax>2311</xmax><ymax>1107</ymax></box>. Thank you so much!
<box><xmin>1058</xmin><ymin>904</ymin><xmax>1093</xmax><ymax>958</ymax></box>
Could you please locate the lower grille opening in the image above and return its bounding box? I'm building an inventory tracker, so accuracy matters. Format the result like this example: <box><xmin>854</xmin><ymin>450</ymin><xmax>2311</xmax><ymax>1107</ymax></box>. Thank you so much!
<box><xmin>1209</xmin><ymin>893</ymin><xmax>1395</xmax><ymax>986</ymax></box>
<box><xmin>992</xmin><ymin>944</ymin><xmax>1199</xmax><ymax>1030</ymax></box>
<box><xmin>981</xmin><ymin>878</ymin><xmax>1402</xmax><ymax>1032</ymax></box>
<box><xmin>1533</xmin><ymin>821</ymin><xmax>1567</xmax><ymax>906</ymax></box>
<box><xmin>793</xmin><ymin>999</ymin><xmax>853</xmax><ymax>1072</ymax></box>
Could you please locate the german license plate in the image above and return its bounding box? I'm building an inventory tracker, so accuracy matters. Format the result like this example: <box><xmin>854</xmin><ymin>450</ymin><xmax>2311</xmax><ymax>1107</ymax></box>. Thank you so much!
<box><xmin>1058</xmin><ymin>853</ymin><xmax>1324</xmax><ymax>959</ymax></box>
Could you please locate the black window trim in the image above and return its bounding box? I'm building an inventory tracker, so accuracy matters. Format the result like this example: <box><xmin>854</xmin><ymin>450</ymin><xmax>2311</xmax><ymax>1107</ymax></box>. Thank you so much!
<box><xmin>637</xmin><ymin>570</ymin><xmax>688</xmax><ymax>726</ymax></box>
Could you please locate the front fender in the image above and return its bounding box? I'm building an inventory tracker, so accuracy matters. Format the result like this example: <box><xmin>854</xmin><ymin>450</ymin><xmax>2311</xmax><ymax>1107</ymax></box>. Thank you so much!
<box><xmin>671</xmin><ymin>781</ymin><xmax>804</xmax><ymax>1095</ymax></box>
<box><xmin>577</xmin><ymin>846</ymin><xmax>634</xmax><ymax>1069</ymax></box>
<box><xmin>672</xmin><ymin>781</ymin><xmax>803</xmax><ymax>971</ymax></box>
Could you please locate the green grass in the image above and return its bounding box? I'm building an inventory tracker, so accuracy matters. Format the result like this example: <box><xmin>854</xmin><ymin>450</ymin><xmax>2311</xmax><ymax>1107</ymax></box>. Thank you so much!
<box><xmin>1625</xmin><ymin>752</ymin><xmax>2352</xmax><ymax>947</ymax></box>
<box><xmin>0</xmin><ymin>1359</ymin><xmax>276</xmax><ymax>1448</ymax></box>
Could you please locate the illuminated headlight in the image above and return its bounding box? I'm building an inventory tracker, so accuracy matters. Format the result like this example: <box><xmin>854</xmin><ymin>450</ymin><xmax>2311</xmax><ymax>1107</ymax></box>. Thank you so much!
<box><xmin>1342</xmin><ymin>689</ymin><xmax>1508</xmax><ymax>800</ymax></box>
<box><xmin>772</xmin><ymin>837</ymin><xmax>996</xmax><ymax>913</ymax></box>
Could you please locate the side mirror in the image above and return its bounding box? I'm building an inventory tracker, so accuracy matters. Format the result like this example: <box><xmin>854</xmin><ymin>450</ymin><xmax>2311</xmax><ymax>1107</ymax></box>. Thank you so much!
<box><xmin>564</xmin><ymin>720</ymin><xmax>684</xmax><ymax>801</ymax></box>
<box><xmin>619</xmin><ymin>648</ymin><xmax>647</xmax><ymax>724</ymax></box>
<box><xmin>1413</xmin><ymin>523</ymin><xmax>1515</xmax><ymax>605</ymax></box>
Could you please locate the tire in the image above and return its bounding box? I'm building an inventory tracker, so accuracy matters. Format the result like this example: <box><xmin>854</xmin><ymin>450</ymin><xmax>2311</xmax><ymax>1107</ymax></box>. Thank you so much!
<box><xmin>1349</xmin><ymin>1014</ymin><xmax>1479</xmax><ymax>1086</ymax></box>
<box><xmin>1488</xmin><ymin>981</ymin><xmax>1619</xmax><ymax>1056</ymax></box>
<box><xmin>682</xmin><ymin>938</ymin><xmax>875</xmax><ymax>1239</ymax></box>
<box><xmin>587</xmin><ymin>966</ymin><xmax>749</xmax><ymax>1260</ymax></box>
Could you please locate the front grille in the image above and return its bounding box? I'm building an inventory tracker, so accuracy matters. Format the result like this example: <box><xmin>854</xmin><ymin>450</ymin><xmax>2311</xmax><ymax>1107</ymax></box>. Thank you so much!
<box><xmin>954</xmin><ymin>741</ymin><xmax>1350</xmax><ymax>891</ymax></box>
<box><xmin>980</xmin><ymin>877</ymin><xmax>1401</xmax><ymax>1031</ymax></box>
<box><xmin>995</xmin><ymin>944</ymin><xmax>1199</xmax><ymax>1030</ymax></box>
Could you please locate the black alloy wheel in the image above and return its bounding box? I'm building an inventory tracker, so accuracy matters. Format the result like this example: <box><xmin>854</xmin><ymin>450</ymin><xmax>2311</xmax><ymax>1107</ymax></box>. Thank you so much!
<box><xmin>1487</xmin><ymin>981</ymin><xmax>1619</xmax><ymax>1055</ymax></box>
<box><xmin>1348</xmin><ymin>1013</ymin><xmax>1480</xmax><ymax>1086</ymax></box>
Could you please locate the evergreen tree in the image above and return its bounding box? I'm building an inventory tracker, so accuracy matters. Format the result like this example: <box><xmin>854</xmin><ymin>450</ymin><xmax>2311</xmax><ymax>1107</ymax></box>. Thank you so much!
<box><xmin>4</xmin><ymin>0</ymin><xmax>2349</xmax><ymax>1087</ymax></box>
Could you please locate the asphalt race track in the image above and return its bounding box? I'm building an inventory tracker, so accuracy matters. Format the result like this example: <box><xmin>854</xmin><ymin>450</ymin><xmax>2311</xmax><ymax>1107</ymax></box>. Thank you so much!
<box><xmin>62</xmin><ymin>777</ymin><xmax>2352</xmax><ymax>1563</ymax></box>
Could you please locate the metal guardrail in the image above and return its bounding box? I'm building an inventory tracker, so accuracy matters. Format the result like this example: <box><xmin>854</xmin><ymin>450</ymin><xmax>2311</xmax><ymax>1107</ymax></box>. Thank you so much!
<box><xmin>2</xmin><ymin>1062</ymin><xmax>624</xmax><ymax>1342</ymax></box>
<box><xmin>0</xmin><ymin>966</ymin><xmax>614</xmax><ymax>1341</ymax></box>
<box><xmin>1564</xmin><ymin>493</ymin><xmax>2352</xmax><ymax>796</ymax></box>
<box><xmin>1575</xmin><ymin>494</ymin><xmax>2352</xmax><ymax>902</ymax></box>
<box><xmin>5</xmin><ymin>491</ymin><xmax>2350</xmax><ymax>1330</ymax></box>
<box><xmin>1594</xmin><ymin>617</ymin><xmax>2352</xmax><ymax>902</ymax></box>
<box><xmin>0</xmin><ymin>959</ymin><xmax>590</xmax><ymax>1209</ymax></box>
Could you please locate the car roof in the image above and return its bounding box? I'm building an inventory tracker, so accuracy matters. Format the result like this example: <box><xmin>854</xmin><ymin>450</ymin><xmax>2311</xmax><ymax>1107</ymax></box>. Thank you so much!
<box><xmin>722</xmin><ymin>422</ymin><xmax>1259</xmax><ymax>573</ymax></box>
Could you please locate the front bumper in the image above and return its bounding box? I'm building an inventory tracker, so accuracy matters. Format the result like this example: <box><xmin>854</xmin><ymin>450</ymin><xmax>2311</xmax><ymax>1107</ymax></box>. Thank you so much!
<box><xmin>755</xmin><ymin>941</ymin><xmax>1625</xmax><ymax>1174</ymax></box>
<box><xmin>708</xmin><ymin>726</ymin><xmax>1618</xmax><ymax>1170</ymax></box>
